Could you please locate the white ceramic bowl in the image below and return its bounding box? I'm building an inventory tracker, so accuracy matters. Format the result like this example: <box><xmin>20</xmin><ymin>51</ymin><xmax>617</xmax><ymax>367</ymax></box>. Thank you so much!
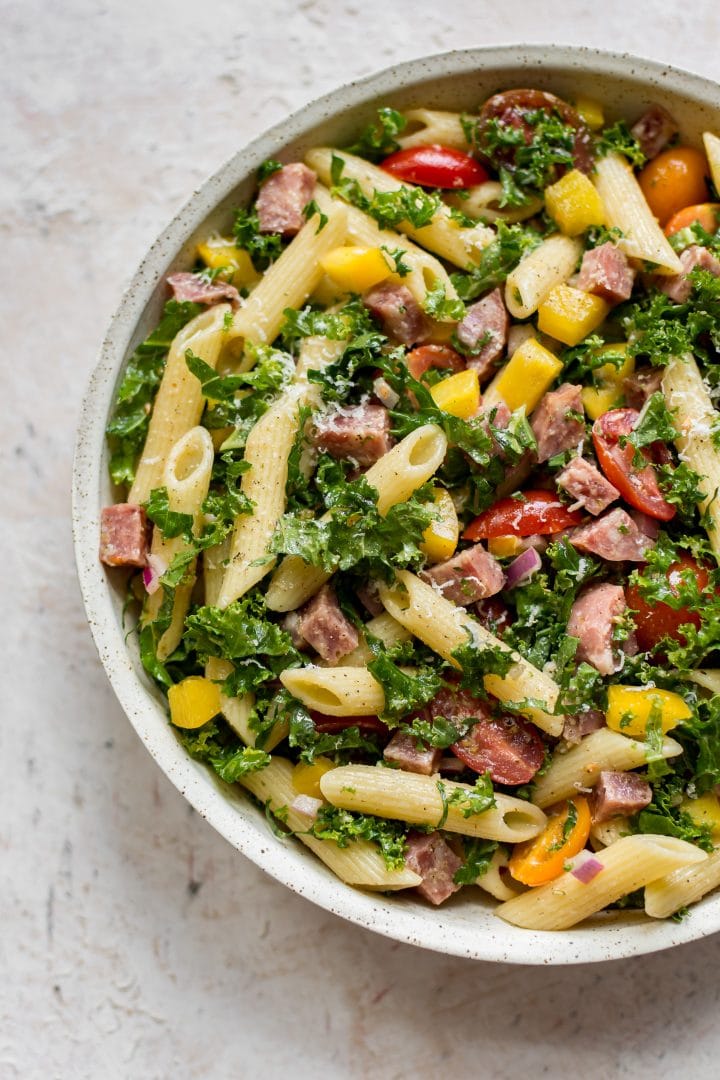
<box><xmin>73</xmin><ymin>45</ymin><xmax>720</xmax><ymax>964</ymax></box>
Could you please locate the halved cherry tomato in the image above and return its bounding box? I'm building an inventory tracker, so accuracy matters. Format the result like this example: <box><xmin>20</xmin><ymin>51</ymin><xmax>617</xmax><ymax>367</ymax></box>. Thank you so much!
<box><xmin>463</xmin><ymin>490</ymin><xmax>583</xmax><ymax>541</ymax></box>
<box><xmin>664</xmin><ymin>202</ymin><xmax>720</xmax><ymax>237</ymax></box>
<box><xmin>592</xmin><ymin>408</ymin><xmax>675</xmax><ymax>522</ymax></box>
<box><xmin>638</xmin><ymin>146</ymin><xmax>710</xmax><ymax>226</ymax></box>
<box><xmin>451</xmin><ymin>715</ymin><xmax>545</xmax><ymax>786</ymax></box>
<box><xmin>310</xmin><ymin>712</ymin><xmax>389</xmax><ymax>737</ymax></box>
<box><xmin>406</xmin><ymin>344</ymin><xmax>464</xmax><ymax>381</ymax></box>
<box><xmin>478</xmin><ymin>89</ymin><xmax>594</xmax><ymax>176</ymax></box>
<box><xmin>626</xmin><ymin>554</ymin><xmax>710</xmax><ymax>651</ymax></box>
<box><xmin>508</xmin><ymin>796</ymin><xmax>591</xmax><ymax>886</ymax></box>
<box><xmin>380</xmin><ymin>145</ymin><xmax>489</xmax><ymax>189</ymax></box>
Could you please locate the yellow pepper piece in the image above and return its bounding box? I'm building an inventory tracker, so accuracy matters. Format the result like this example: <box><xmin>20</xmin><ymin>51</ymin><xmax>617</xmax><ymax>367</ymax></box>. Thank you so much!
<box><xmin>544</xmin><ymin>170</ymin><xmax>607</xmax><ymax>236</ymax></box>
<box><xmin>430</xmin><ymin>368</ymin><xmax>480</xmax><ymax>419</ymax></box>
<box><xmin>681</xmin><ymin>793</ymin><xmax>720</xmax><ymax>838</ymax></box>
<box><xmin>197</xmin><ymin>236</ymin><xmax>258</xmax><ymax>287</ymax></box>
<box><xmin>293</xmin><ymin>757</ymin><xmax>335</xmax><ymax>799</ymax></box>
<box><xmin>488</xmin><ymin>535</ymin><xmax>527</xmax><ymax>558</ymax></box>
<box><xmin>421</xmin><ymin>488</ymin><xmax>460</xmax><ymax>563</ymax></box>
<box><xmin>581</xmin><ymin>343</ymin><xmax>636</xmax><ymax>420</ymax></box>
<box><xmin>484</xmin><ymin>338</ymin><xmax>563</xmax><ymax>414</ymax></box>
<box><xmin>575</xmin><ymin>97</ymin><xmax>605</xmax><ymax>130</ymax></box>
<box><xmin>538</xmin><ymin>284</ymin><xmax>609</xmax><ymax>347</ymax></box>
<box><xmin>168</xmin><ymin>676</ymin><xmax>222</xmax><ymax>730</ymax></box>
<box><xmin>320</xmin><ymin>246</ymin><xmax>392</xmax><ymax>292</ymax></box>
<box><xmin>606</xmin><ymin>685</ymin><xmax>693</xmax><ymax>738</ymax></box>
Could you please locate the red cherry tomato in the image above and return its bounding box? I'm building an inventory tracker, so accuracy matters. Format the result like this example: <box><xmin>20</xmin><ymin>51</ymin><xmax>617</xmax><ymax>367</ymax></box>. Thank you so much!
<box><xmin>626</xmin><ymin>555</ymin><xmax>710</xmax><ymax>651</ymax></box>
<box><xmin>463</xmin><ymin>490</ymin><xmax>583</xmax><ymax>541</ymax></box>
<box><xmin>477</xmin><ymin>88</ymin><xmax>594</xmax><ymax>175</ymax></box>
<box><xmin>381</xmin><ymin>145</ymin><xmax>489</xmax><ymax>189</ymax></box>
<box><xmin>592</xmin><ymin>408</ymin><xmax>676</xmax><ymax>522</ymax></box>
<box><xmin>310</xmin><ymin>712</ymin><xmax>389</xmax><ymax>736</ymax></box>
<box><xmin>451</xmin><ymin>715</ymin><xmax>545</xmax><ymax>786</ymax></box>
<box><xmin>406</xmin><ymin>344</ymin><xmax>464</xmax><ymax>380</ymax></box>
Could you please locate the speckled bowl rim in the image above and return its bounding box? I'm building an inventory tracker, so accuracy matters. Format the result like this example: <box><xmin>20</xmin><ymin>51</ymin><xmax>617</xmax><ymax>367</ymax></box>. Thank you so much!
<box><xmin>73</xmin><ymin>44</ymin><xmax>720</xmax><ymax>964</ymax></box>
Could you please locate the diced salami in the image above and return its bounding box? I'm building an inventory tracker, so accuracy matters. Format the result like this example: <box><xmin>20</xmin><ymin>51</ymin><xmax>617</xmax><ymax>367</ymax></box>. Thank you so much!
<box><xmin>356</xmin><ymin>580</ymin><xmax>384</xmax><ymax>617</ymax></box>
<box><xmin>451</xmin><ymin>714</ymin><xmax>545</xmax><ymax>786</ymax></box>
<box><xmin>363</xmin><ymin>282</ymin><xmax>431</xmax><ymax>346</ymax></box>
<box><xmin>312</xmin><ymin>404</ymin><xmax>393</xmax><ymax>467</ymax></box>
<box><xmin>422</xmin><ymin>544</ymin><xmax>504</xmax><ymax>606</ymax></box>
<box><xmin>531</xmin><ymin>384</ymin><xmax>585</xmax><ymax>463</ymax></box>
<box><xmin>282</xmin><ymin>610</ymin><xmax>307</xmax><ymax>650</ymax></box>
<box><xmin>256</xmin><ymin>162</ymin><xmax>316</xmax><ymax>236</ymax></box>
<box><xmin>556</xmin><ymin>456</ymin><xmax>619</xmax><ymax>515</ymax></box>
<box><xmin>563</xmin><ymin>709</ymin><xmax>606</xmax><ymax>744</ymax></box>
<box><xmin>405</xmin><ymin>832</ymin><xmax>462</xmax><ymax>905</ymax></box>
<box><xmin>99</xmin><ymin>504</ymin><xmax>149</xmax><ymax>567</ymax></box>
<box><xmin>567</xmin><ymin>583</ymin><xmax>629</xmax><ymax>676</ymax></box>
<box><xmin>298</xmin><ymin>585</ymin><xmax>359</xmax><ymax>663</ymax></box>
<box><xmin>630</xmin><ymin>104</ymin><xmax>678</xmax><ymax>161</ymax></box>
<box><xmin>456</xmin><ymin>287</ymin><xmax>509</xmax><ymax>381</ymax></box>
<box><xmin>569</xmin><ymin>507</ymin><xmax>655</xmax><ymax>562</ymax></box>
<box><xmin>657</xmin><ymin>244</ymin><xmax>720</xmax><ymax>304</ymax></box>
<box><xmin>167</xmin><ymin>271</ymin><xmax>240</xmax><ymax>307</ymax></box>
<box><xmin>623</xmin><ymin>367</ymin><xmax>664</xmax><ymax>410</ymax></box>
<box><xmin>576</xmin><ymin>243</ymin><xmax>635</xmax><ymax>303</ymax></box>
<box><xmin>590</xmin><ymin>770</ymin><xmax>652</xmax><ymax>824</ymax></box>
<box><xmin>475</xmin><ymin>596</ymin><xmax>513</xmax><ymax>636</ymax></box>
<box><xmin>383</xmin><ymin>731</ymin><xmax>442</xmax><ymax>775</ymax></box>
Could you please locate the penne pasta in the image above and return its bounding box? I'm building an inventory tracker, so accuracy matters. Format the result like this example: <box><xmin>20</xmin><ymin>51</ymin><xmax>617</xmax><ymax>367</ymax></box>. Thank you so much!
<box><xmin>205</xmin><ymin>656</ymin><xmax>288</xmax><ymax>751</ymax></box>
<box><xmin>378</xmin><ymin>571</ymin><xmax>563</xmax><ymax>736</ymax></box>
<box><xmin>396</xmin><ymin>108</ymin><xmax>472</xmax><ymax>151</ymax></box>
<box><xmin>688</xmin><ymin>669</ymin><xmax>720</xmax><ymax>695</ymax></box>
<box><xmin>496</xmin><ymin>835</ymin><xmax>707</xmax><ymax>930</ymax></box>
<box><xmin>702</xmin><ymin>132</ymin><xmax>720</xmax><ymax>195</ymax></box>
<box><xmin>240</xmin><ymin>757</ymin><xmax>421</xmax><ymax>890</ymax></box>
<box><xmin>593</xmin><ymin>152</ymin><xmax>682</xmax><ymax>273</ymax></box>
<box><xmin>265</xmin><ymin>424</ymin><xmax>448</xmax><ymax>612</ymax></box>
<box><xmin>645</xmin><ymin>848</ymin><xmax>720</xmax><ymax>919</ymax></box>
<box><xmin>531</xmin><ymin>728</ymin><xmax>683</xmax><ymax>809</ymax></box>
<box><xmin>663</xmin><ymin>354</ymin><xmax>720</xmax><ymax>562</ymax></box>
<box><xmin>341</xmin><ymin>612</ymin><xmax>413</xmax><ymax>667</ymax></box>
<box><xmin>280</xmin><ymin>666</ymin><xmax>385</xmax><ymax>716</ymax></box>
<box><xmin>446</xmin><ymin>181</ymin><xmax>543</xmax><ymax>224</ymax></box>
<box><xmin>475</xmin><ymin>847</ymin><xmax>524</xmax><ymax>901</ymax></box>
<box><xmin>504</xmin><ymin>234</ymin><xmax>582</xmax><ymax>319</ymax></box>
<box><xmin>320</xmin><ymin>764</ymin><xmax>547</xmax><ymax>842</ymax></box>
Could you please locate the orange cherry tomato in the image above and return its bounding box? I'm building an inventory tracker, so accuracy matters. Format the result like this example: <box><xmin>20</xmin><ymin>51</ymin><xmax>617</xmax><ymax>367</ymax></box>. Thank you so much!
<box><xmin>508</xmin><ymin>796</ymin><xmax>591</xmax><ymax>887</ymax></box>
<box><xmin>663</xmin><ymin>202</ymin><xmax>720</xmax><ymax>237</ymax></box>
<box><xmin>638</xmin><ymin>146</ymin><xmax>710</xmax><ymax>226</ymax></box>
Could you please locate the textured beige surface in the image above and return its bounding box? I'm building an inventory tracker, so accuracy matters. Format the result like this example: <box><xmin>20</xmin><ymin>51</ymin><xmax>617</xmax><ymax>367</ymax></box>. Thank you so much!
<box><xmin>4</xmin><ymin>2</ymin><xmax>720</xmax><ymax>1077</ymax></box>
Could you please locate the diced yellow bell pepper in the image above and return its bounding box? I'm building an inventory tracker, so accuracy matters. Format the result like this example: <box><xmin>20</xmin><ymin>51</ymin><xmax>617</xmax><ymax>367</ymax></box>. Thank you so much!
<box><xmin>681</xmin><ymin>793</ymin><xmax>720</xmax><ymax>838</ymax></box>
<box><xmin>575</xmin><ymin>96</ymin><xmax>605</xmax><ymax>130</ymax></box>
<box><xmin>320</xmin><ymin>246</ymin><xmax>392</xmax><ymax>292</ymax></box>
<box><xmin>488</xmin><ymin>535</ymin><xmax>527</xmax><ymax>558</ymax></box>
<box><xmin>538</xmin><ymin>284</ymin><xmax>610</xmax><ymax>347</ymax></box>
<box><xmin>293</xmin><ymin>757</ymin><xmax>335</xmax><ymax>799</ymax></box>
<box><xmin>484</xmin><ymin>338</ymin><xmax>563</xmax><ymax>414</ymax></box>
<box><xmin>544</xmin><ymin>170</ymin><xmax>607</xmax><ymax>236</ymax></box>
<box><xmin>197</xmin><ymin>236</ymin><xmax>259</xmax><ymax>287</ymax></box>
<box><xmin>581</xmin><ymin>343</ymin><xmax>636</xmax><ymax>420</ymax></box>
<box><xmin>421</xmin><ymin>488</ymin><xmax>460</xmax><ymax>563</ymax></box>
<box><xmin>430</xmin><ymin>368</ymin><xmax>480</xmax><ymax>419</ymax></box>
<box><xmin>168</xmin><ymin>676</ymin><xmax>222</xmax><ymax>730</ymax></box>
<box><xmin>606</xmin><ymin>685</ymin><xmax>693</xmax><ymax>738</ymax></box>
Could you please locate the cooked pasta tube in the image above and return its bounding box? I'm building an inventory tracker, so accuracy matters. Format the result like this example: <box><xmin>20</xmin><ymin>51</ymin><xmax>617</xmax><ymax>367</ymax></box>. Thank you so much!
<box><xmin>703</xmin><ymin>132</ymin><xmax>720</xmax><ymax>194</ymax></box>
<box><xmin>446</xmin><ymin>181</ymin><xmax>543</xmax><ymax>224</ymax></box>
<box><xmin>378</xmin><ymin>571</ymin><xmax>563</xmax><ymax>736</ymax></box>
<box><xmin>645</xmin><ymin>848</ymin><xmax>720</xmax><ymax>918</ymax></box>
<box><xmin>280</xmin><ymin>666</ymin><xmax>385</xmax><ymax>716</ymax></box>
<box><xmin>532</xmin><ymin>728</ymin><xmax>683</xmax><ymax>809</ymax></box>
<box><xmin>593</xmin><ymin>152</ymin><xmax>682</xmax><ymax>273</ymax></box>
<box><xmin>475</xmin><ymin>847</ymin><xmax>524</xmax><ymax>901</ymax></box>
<box><xmin>227</xmin><ymin>200</ymin><xmax>347</xmax><ymax>349</ymax></box>
<box><xmin>142</xmin><ymin>426</ymin><xmax>214</xmax><ymax>660</ymax></box>
<box><xmin>320</xmin><ymin>764</ymin><xmax>547</xmax><ymax>843</ymax></box>
<box><xmin>590</xmin><ymin>817</ymin><xmax>631</xmax><ymax>850</ymax></box>
<box><xmin>305</xmin><ymin>148</ymin><xmax>494</xmax><ymax>267</ymax></box>
<box><xmin>202</xmin><ymin>534</ymin><xmax>231</xmax><ymax>607</ymax></box>
<box><xmin>396</xmin><ymin>109</ymin><xmax>471</xmax><ymax>151</ymax></box>
<box><xmin>128</xmin><ymin>304</ymin><xmax>229</xmax><ymax>505</ymax></box>
<box><xmin>341</xmin><ymin>612</ymin><xmax>413</xmax><ymax>667</ymax></box>
<box><xmin>265</xmin><ymin>424</ymin><xmax>448</xmax><ymax>612</ymax></box>
<box><xmin>688</xmin><ymin>669</ymin><xmax>720</xmax><ymax>695</ymax></box>
<box><xmin>240</xmin><ymin>757</ymin><xmax>421</xmax><ymax>890</ymax></box>
<box><xmin>496</xmin><ymin>835</ymin><xmax>707</xmax><ymax>930</ymax></box>
<box><xmin>504</xmin><ymin>234</ymin><xmax>582</xmax><ymax>319</ymax></box>
<box><xmin>663</xmin><ymin>354</ymin><xmax>720</xmax><ymax>562</ymax></box>
<box><xmin>205</xmin><ymin>657</ymin><xmax>288</xmax><ymax>751</ymax></box>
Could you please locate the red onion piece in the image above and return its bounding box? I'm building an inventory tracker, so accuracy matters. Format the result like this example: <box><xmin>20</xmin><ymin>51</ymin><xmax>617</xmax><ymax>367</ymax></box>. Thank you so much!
<box><xmin>142</xmin><ymin>554</ymin><xmax>167</xmax><ymax>595</ymax></box>
<box><xmin>290</xmin><ymin>795</ymin><xmax>323</xmax><ymax>821</ymax></box>
<box><xmin>504</xmin><ymin>546</ymin><xmax>542</xmax><ymax>589</ymax></box>
<box><xmin>569</xmin><ymin>851</ymin><xmax>604</xmax><ymax>884</ymax></box>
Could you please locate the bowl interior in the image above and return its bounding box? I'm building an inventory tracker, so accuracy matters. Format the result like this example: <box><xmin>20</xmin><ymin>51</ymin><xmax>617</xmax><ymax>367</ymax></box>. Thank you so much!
<box><xmin>73</xmin><ymin>45</ymin><xmax>720</xmax><ymax>963</ymax></box>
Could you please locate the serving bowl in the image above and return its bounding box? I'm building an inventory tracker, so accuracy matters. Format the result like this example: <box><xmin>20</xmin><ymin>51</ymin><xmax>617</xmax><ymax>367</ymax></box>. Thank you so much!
<box><xmin>73</xmin><ymin>44</ymin><xmax>720</xmax><ymax>964</ymax></box>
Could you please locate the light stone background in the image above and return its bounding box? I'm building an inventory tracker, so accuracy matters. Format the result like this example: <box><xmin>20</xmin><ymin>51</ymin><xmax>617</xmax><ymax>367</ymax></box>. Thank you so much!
<box><xmin>4</xmin><ymin>2</ymin><xmax>720</xmax><ymax>1077</ymax></box>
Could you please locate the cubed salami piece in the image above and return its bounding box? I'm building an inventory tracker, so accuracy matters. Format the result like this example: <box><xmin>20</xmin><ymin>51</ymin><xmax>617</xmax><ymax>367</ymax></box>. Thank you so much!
<box><xmin>531</xmin><ymin>384</ymin><xmax>585</xmax><ymax>463</ymax></box>
<box><xmin>298</xmin><ymin>585</ymin><xmax>359</xmax><ymax>663</ymax></box>
<box><xmin>422</xmin><ymin>544</ymin><xmax>504</xmax><ymax>605</ymax></box>
<box><xmin>569</xmin><ymin>507</ymin><xmax>655</xmax><ymax>562</ymax></box>
<box><xmin>623</xmin><ymin>367</ymin><xmax>664</xmax><ymax>410</ymax></box>
<box><xmin>556</xmin><ymin>456</ymin><xmax>619</xmax><ymax>515</ymax></box>
<box><xmin>256</xmin><ymin>162</ymin><xmax>316</xmax><ymax>236</ymax></box>
<box><xmin>167</xmin><ymin>271</ymin><xmax>240</xmax><ymax>307</ymax></box>
<box><xmin>363</xmin><ymin>282</ymin><xmax>430</xmax><ymax>346</ymax></box>
<box><xmin>630</xmin><ymin>104</ymin><xmax>678</xmax><ymax>161</ymax></box>
<box><xmin>563</xmin><ymin>709</ymin><xmax>606</xmax><ymax>744</ymax></box>
<box><xmin>456</xmin><ymin>287</ymin><xmax>509</xmax><ymax>381</ymax></box>
<box><xmin>312</xmin><ymin>404</ymin><xmax>393</xmax><ymax>467</ymax></box>
<box><xmin>576</xmin><ymin>243</ymin><xmax>635</xmax><ymax>303</ymax></box>
<box><xmin>657</xmin><ymin>245</ymin><xmax>720</xmax><ymax>304</ymax></box>
<box><xmin>383</xmin><ymin>731</ymin><xmax>442</xmax><ymax>776</ymax></box>
<box><xmin>567</xmin><ymin>583</ymin><xmax>629</xmax><ymax>676</ymax></box>
<box><xmin>99</xmin><ymin>504</ymin><xmax>149</xmax><ymax>567</ymax></box>
<box><xmin>591</xmin><ymin>770</ymin><xmax>652</xmax><ymax>823</ymax></box>
<box><xmin>405</xmin><ymin>832</ymin><xmax>462</xmax><ymax>905</ymax></box>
